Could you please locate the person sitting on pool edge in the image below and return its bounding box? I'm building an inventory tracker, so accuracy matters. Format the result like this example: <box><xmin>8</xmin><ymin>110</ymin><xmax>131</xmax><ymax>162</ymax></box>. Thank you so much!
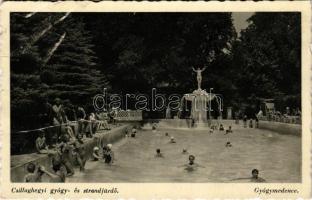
<box><xmin>170</xmin><ymin>136</ymin><xmax>176</xmax><ymax>143</ymax></box>
<box><xmin>92</xmin><ymin>146</ymin><xmax>101</xmax><ymax>161</ymax></box>
<box><xmin>35</xmin><ymin>130</ymin><xmax>49</xmax><ymax>154</ymax></box>
<box><xmin>230</xmin><ymin>169</ymin><xmax>266</xmax><ymax>182</ymax></box>
<box><xmin>103</xmin><ymin>144</ymin><xmax>114</xmax><ymax>164</ymax></box>
<box><xmin>155</xmin><ymin>149</ymin><xmax>164</xmax><ymax>157</ymax></box>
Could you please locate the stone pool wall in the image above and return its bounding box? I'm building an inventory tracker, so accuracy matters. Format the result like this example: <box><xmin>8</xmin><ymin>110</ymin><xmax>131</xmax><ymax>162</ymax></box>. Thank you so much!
<box><xmin>143</xmin><ymin>119</ymin><xmax>301</xmax><ymax>136</ymax></box>
<box><xmin>11</xmin><ymin>124</ymin><xmax>135</xmax><ymax>182</ymax></box>
<box><xmin>258</xmin><ymin>120</ymin><xmax>301</xmax><ymax>136</ymax></box>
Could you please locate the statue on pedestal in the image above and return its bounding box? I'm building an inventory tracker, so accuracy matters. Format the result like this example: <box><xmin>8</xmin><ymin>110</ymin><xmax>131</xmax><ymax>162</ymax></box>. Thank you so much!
<box><xmin>192</xmin><ymin>66</ymin><xmax>207</xmax><ymax>90</ymax></box>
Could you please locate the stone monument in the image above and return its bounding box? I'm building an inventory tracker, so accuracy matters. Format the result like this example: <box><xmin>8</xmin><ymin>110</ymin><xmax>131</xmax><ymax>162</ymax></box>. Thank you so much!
<box><xmin>179</xmin><ymin>66</ymin><xmax>222</xmax><ymax>127</ymax></box>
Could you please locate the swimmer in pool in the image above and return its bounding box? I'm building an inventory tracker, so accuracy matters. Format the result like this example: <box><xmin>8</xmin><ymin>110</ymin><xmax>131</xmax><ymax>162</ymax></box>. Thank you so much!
<box><xmin>182</xmin><ymin>148</ymin><xmax>188</xmax><ymax>154</ymax></box>
<box><xmin>219</xmin><ymin>124</ymin><xmax>224</xmax><ymax>131</ymax></box>
<box><xmin>170</xmin><ymin>136</ymin><xmax>176</xmax><ymax>143</ymax></box>
<box><xmin>131</xmin><ymin>126</ymin><xmax>137</xmax><ymax>137</ymax></box>
<box><xmin>209</xmin><ymin>127</ymin><xmax>214</xmax><ymax>134</ymax></box>
<box><xmin>152</xmin><ymin>123</ymin><xmax>157</xmax><ymax>131</ymax></box>
<box><xmin>179</xmin><ymin>155</ymin><xmax>205</xmax><ymax>172</ymax></box>
<box><xmin>155</xmin><ymin>149</ymin><xmax>164</xmax><ymax>157</ymax></box>
<box><xmin>225</xmin><ymin>126</ymin><xmax>233</xmax><ymax>135</ymax></box>
<box><xmin>230</xmin><ymin>169</ymin><xmax>266</xmax><ymax>182</ymax></box>
<box><xmin>103</xmin><ymin>144</ymin><xmax>114</xmax><ymax>164</ymax></box>
<box><xmin>225</xmin><ymin>141</ymin><xmax>232</xmax><ymax>147</ymax></box>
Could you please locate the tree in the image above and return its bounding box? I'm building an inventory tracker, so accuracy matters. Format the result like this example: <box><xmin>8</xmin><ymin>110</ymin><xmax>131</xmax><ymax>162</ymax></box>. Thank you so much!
<box><xmin>231</xmin><ymin>12</ymin><xmax>301</xmax><ymax>113</ymax></box>
<box><xmin>11</xmin><ymin>13</ymin><xmax>109</xmax><ymax>130</ymax></box>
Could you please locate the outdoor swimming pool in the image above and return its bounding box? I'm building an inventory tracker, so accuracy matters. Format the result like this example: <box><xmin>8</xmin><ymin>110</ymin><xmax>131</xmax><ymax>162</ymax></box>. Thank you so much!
<box><xmin>68</xmin><ymin>124</ymin><xmax>301</xmax><ymax>183</ymax></box>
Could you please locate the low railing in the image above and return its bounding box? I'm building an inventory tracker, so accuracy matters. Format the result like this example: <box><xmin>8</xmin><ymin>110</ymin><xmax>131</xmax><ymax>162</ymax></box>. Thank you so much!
<box><xmin>11</xmin><ymin>119</ymin><xmax>105</xmax><ymax>155</ymax></box>
<box><xmin>115</xmin><ymin>110</ymin><xmax>143</xmax><ymax>121</ymax></box>
<box><xmin>258</xmin><ymin>115</ymin><xmax>301</xmax><ymax>124</ymax></box>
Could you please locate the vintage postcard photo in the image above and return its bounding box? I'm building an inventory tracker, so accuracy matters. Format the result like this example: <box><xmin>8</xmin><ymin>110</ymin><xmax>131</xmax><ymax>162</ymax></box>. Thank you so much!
<box><xmin>0</xmin><ymin>1</ymin><xmax>311</xmax><ymax>198</ymax></box>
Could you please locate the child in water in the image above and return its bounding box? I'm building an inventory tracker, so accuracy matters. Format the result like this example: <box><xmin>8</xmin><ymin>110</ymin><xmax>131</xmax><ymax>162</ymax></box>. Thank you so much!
<box><xmin>103</xmin><ymin>144</ymin><xmax>114</xmax><ymax>164</ymax></box>
<box><xmin>182</xmin><ymin>148</ymin><xmax>188</xmax><ymax>154</ymax></box>
<box><xmin>92</xmin><ymin>146</ymin><xmax>101</xmax><ymax>161</ymax></box>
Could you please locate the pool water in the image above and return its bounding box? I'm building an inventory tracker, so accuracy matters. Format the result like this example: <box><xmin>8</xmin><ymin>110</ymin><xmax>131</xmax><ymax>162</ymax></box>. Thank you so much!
<box><xmin>67</xmin><ymin>125</ymin><xmax>301</xmax><ymax>183</ymax></box>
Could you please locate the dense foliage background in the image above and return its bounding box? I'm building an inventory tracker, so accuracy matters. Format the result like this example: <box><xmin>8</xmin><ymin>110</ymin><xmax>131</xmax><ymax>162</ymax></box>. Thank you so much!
<box><xmin>10</xmin><ymin>12</ymin><xmax>301</xmax><ymax>130</ymax></box>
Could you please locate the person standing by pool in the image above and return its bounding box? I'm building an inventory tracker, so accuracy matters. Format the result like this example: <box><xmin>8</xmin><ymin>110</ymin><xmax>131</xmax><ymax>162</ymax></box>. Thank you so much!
<box><xmin>249</xmin><ymin>119</ymin><xmax>253</xmax><ymax>128</ymax></box>
<box><xmin>243</xmin><ymin>115</ymin><xmax>247</xmax><ymax>128</ymax></box>
<box><xmin>255</xmin><ymin>116</ymin><xmax>259</xmax><ymax>128</ymax></box>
